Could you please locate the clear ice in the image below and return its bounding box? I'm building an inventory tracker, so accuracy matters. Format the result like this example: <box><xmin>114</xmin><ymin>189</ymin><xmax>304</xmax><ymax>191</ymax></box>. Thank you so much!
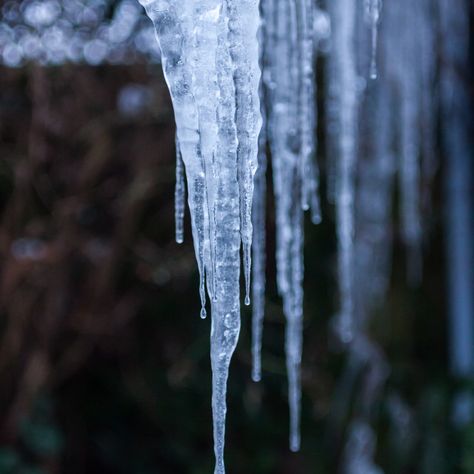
<box><xmin>138</xmin><ymin>0</ymin><xmax>261</xmax><ymax>472</ymax></box>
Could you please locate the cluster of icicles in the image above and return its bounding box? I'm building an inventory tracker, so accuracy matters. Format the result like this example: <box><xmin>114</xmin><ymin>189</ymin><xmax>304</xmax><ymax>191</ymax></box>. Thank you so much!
<box><xmin>139</xmin><ymin>0</ymin><xmax>440</xmax><ymax>472</ymax></box>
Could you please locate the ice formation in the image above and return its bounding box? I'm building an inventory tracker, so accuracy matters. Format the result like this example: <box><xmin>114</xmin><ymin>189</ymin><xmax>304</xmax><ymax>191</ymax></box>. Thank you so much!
<box><xmin>0</xmin><ymin>0</ymin><xmax>470</xmax><ymax>470</ymax></box>
<box><xmin>135</xmin><ymin>0</ymin><xmax>465</xmax><ymax>470</ymax></box>
<box><xmin>138</xmin><ymin>1</ymin><xmax>261</xmax><ymax>472</ymax></box>
<box><xmin>259</xmin><ymin>0</ymin><xmax>322</xmax><ymax>451</ymax></box>
<box><xmin>440</xmin><ymin>0</ymin><xmax>474</xmax><ymax>425</ymax></box>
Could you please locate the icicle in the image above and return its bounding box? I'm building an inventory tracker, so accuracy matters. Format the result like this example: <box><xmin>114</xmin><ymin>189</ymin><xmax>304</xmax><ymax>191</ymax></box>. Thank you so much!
<box><xmin>139</xmin><ymin>0</ymin><xmax>211</xmax><ymax>320</ymax></box>
<box><xmin>251</xmin><ymin>134</ymin><xmax>267</xmax><ymax>382</ymax></box>
<box><xmin>207</xmin><ymin>6</ymin><xmax>241</xmax><ymax>473</ymax></box>
<box><xmin>251</xmin><ymin>139</ymin><xmax>267</xmax><ymax>383</ymax></box>
<box><xmin>260</xmin><ymin>0</ymin><xmax>322</xmax><ymax>447</ymax></box>
<box><xmin>398</xmin><ymin>0</ymin><xmax>422</xmax><ymax>285</ymax></box>
<box><xmin>343</xmin><ymin>420</ymin><xmax>383</xmax><ymax>474</ymax></box>
<box><xmin>251</xmin><ymin>7</ymin><xmax>268</xmax><ymax>384</ymax></box>
<box><xmin>364</xmin><ymin>0</ymin><xmax>382</xmax><ymax>80</ymax></box>
<box><xmin>210</xmin><ymin>1</ymin><xmax>261</xmax><ymax>471</ymax></box>
<box><xmin>140</xmin><ymin>1</ymin><xmax>261</xmax><ymax>472</ymax></box>
<box><xmin>175</xmin><ymin>135</ymin><xmax>186</xmax><ymax>244</ymax></box>
<box><xmin>330</xmin><ymin>0</ymin><xmax>358</xmax><ymax>344</ymax></box>
<box><xmin>287</xmin><ymin>183</ymin><xmax>305</xmax><ymax>452</ymax></box>
<box><xmin>418</xmin><ymin>0</ymin><xmax>437</xmax><ymax>215</ymax></box>
<box><xmin>226</xmin><ymin>0</ymin><xmax>262</xmax><ymax>309</ymax></box>
<box><xmin>190</xmin><ymin>0</ymin><xmax>223</xmax><ymax>310</ymax></box>
<box><xmin>439</xmin><ymin>0</ymin><xmax>474</xmax><ymax>426</ymax></box>
<box><xmin>298</xmin><ymin>0</ymin><xmax>322</xmax><ymax>220</ymax></box>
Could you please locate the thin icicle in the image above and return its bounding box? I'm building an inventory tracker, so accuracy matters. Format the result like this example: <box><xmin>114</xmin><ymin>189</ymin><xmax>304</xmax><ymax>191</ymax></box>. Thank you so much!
<box><xmin>261</xmin><ymin>0</ymin><xmax>322</xmax><ymax>448</ymax></box>
<box><xmin>418</xmin><ymin>0</ymin><xmax>437</xmax><ymax>215</ymax></box>
<box><xmin>175</xmin><ymin>135</ymin><xmax>186</xmax><ymax>244</ymax></box>
<box><xmin>251</xmin><ymin>124</ymin><xmax>267</xmax><ymax>383</ymax></box>
<box><xmin>287</xmin><ymin>181</ymin><xmax>305</xmax><ymax>452</ymax></box>
<box><xmin>298</xmin><ymin>0</ymin><xmax>322</xmax><ymax>220</ymax></box>
<box><xmin>364</xmin><ymin>0</ymin><xmax>382</xmax><ymax>80</ymax></box>
<box><xmin>190</xmin><ymin>0</ymin><xmax>222</xmax><ymax>307</ymax></box>
<box><xmin>331</xmin><ymin>0</ymin><xmax>358</xmax><ymax>344</ymax></box>
<box><xmin>251</xmin><ymin>7</ymin><xmax>268</xmax><ymax>383</ymax></box>
<box><xmin>226</xmin><ymin>0</ymin><xmax>262</xmax><ymax>309</ymax></box>
<box><xmin>398</xmin><ymin>0</ymin><xmax>422</xmax><ymax>285</ymax></box>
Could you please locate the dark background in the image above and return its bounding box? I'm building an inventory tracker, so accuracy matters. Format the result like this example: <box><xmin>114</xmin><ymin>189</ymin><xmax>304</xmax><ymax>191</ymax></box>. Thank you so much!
<box><xmin>0</xmin><ymin>19</ymin><xmax>472</xmax><ymax>474</ymax></box>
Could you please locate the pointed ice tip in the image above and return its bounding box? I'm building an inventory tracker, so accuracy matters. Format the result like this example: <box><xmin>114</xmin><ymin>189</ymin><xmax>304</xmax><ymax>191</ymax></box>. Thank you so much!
<box><xmin>200</xmin><ymin>307</ymin><xmax>207</xmax><ymax>319</ymax></box>
<box><xmin>176</xmin><ymin>236</ymin><xmax>184</xmax><ymax>244</ymax></box>
<box><xmin>311</xmin><ymin>213</ymin><xmax>322</xmax><ymax>225</ymax></box>
<box><xmin>289</xmin><ymin>437</ymin><xmax>300</xmax><ymax>453</ymax></box>
<box><xmin>251</xmin><ymin>370</ymin><xmax>261</xmax><ymax>383</ymax></box>
<box><xmin>244</xmin><ymin>295</ymin><xmax>250</xmax><ymax>306</ymax></box>
<box><xmin>370</xmin><ymin>63</ymin><xmax>378</xmax><ymax>80</ymax></box>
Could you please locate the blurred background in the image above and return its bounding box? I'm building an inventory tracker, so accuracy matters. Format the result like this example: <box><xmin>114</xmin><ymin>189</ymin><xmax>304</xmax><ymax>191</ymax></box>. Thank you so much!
<box><xmin>0</xmin><ymin>1</ymin><xmax>473</xmax><ymax>473</ymax></box>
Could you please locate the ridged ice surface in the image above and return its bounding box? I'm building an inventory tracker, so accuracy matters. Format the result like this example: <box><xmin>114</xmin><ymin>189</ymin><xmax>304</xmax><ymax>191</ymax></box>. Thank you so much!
<box><xmin>138</xmin><ymin>1</ymin><xmax>261</xmax><ymax>472</ymax></box>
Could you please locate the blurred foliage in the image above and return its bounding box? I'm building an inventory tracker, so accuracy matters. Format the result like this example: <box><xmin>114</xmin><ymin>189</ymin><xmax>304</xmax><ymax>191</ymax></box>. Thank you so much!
<box><xmin>0</xmin><ymin>62</ymin><xmax>472</xmax><ymax>474</ymax></box>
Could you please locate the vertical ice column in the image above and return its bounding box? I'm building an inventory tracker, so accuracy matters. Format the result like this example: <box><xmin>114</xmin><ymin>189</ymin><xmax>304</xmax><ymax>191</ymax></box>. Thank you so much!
<box><xmin>331</xmin><ymin>0</ymin><xmax>358</xmax><ymax>344</ymax></box>
<box><xmin>398</xmin><ymin>0</ymin><xmax>422</xmax><ymax>285</ymax></box>
<box><xmin>226</xmin><ymin>0</ymin><xmax>262</xmax><ymax>307</ymax></box>
<box><xmin>175</xmin><ymin>136</ymin><xmax>186</xmax><ymax>244</ymax></box>
<box><xmin>140</xmin><ymin>1</ymin><xmax>262</xmax><ymax>472</ymax></box>
<box><xmin>251</xmin><ymin>123</ymin><xmax>267</xmax><ymax>383</ymax></box>
<box><xmin>419</xmin><ymin>0</ymin><xmax>437</xmax><ymax>214</ymax></box>
<box><xmin>190</xmin><ymin>0</ymin><xmax>223</xmax><ymax>305</ymax></box>
<box><xmin>139</xmin><ymin>0</ymin><xmax>210</xmax><ymax>319</ymax></box>
<box><xmin>262</xmin><ymin>0</ymin><xmax>321</xmax><ymax>450</ymax></box>
<box><xmin>251</xmin><ymin>10</ymin><xmax>268</xmax><ymax>382</ymax></box>
<box><xmin>363</xmin><ymin>0</ymin><xmax>382</xmax><ymax>80</ymax></box>
<box><xmin>439</xmin><ymin>0</ymin><xmax>474</xmax><ymax>425</ymax></box>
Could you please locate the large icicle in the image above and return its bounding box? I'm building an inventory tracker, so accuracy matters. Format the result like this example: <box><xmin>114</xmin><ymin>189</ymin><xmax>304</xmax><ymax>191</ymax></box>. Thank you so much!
<box><xmin>139</xmin><ymin>1</ymin><xmax>261</xmax><ymax>473</ymax></box>
<box><xmin>210</xmin><ymin>10</ymin><xmax>240</xmax><ymax>469</ymax></box>
<box><xmin>211</xmin><ymin>1</ymin><xmax>261</xmax><ymax>472</ymax></box>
